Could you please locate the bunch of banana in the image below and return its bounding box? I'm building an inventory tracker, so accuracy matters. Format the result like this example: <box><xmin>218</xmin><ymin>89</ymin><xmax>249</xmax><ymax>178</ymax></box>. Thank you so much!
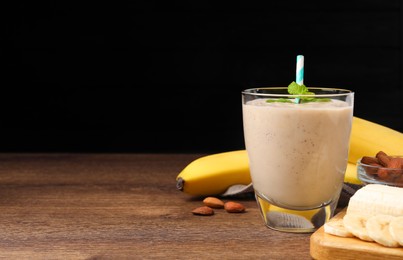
<box><xmin>176</xmin><ymin>116</ymin><xmax>403</xmax><ymax>196</ymax></box>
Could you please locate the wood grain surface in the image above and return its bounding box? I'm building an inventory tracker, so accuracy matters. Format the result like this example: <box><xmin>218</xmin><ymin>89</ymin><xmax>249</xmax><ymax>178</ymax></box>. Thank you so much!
<box><xmin>0</xmin><ymin>153</ymin><xmax>312</xmax><ymax>259</ymax></box>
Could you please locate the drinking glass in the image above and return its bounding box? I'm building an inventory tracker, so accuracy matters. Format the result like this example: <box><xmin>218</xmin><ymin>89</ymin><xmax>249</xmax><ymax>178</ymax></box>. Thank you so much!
<box><xmin>242</xmin><ymin>87</ymin><xmax>354</xmax><ymax>233</ymax></box>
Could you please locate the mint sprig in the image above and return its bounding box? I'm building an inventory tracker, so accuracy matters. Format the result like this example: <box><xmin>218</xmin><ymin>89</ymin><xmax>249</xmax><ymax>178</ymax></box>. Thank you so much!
<box><xmin>287</xmin><ymin>81</ymin><xmax>314</xmax><ymax>96</ymax></box>
<box><xmin>266</xmin><ymin>81</ymin><xmax>330</xmax><ymax>104</ymax></box>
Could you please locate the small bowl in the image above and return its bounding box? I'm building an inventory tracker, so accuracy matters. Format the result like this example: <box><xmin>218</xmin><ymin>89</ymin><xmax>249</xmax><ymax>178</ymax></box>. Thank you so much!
<box><xmin>357</xmin><ymin>156</ymin><xmax>403</xmax><ymax>187</ymax></box>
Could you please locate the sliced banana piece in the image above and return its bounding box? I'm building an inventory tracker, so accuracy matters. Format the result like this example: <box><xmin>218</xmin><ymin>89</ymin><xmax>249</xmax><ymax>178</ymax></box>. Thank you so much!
<box><xmin>389</xmin><ymin>216</ymin><xmax>403</xmax><ymax>247</ymax></box>
<box><xmin>343</xmin><ymin>213</ymin><xmax>373</xmax><ymax>242</ymax></box>
<box><xmin>324</xmin><ymin>218</ymin><xmax>354</xmax><ymax>238</ymax></box>
<box><xmin>366</xmin><ymin>214</ymin><xmax>399</xmax><ymax>247</ymax></box>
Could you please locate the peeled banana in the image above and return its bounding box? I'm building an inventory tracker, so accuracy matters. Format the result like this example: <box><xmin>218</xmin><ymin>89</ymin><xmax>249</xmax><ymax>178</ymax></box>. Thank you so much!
<box><xmin>366</xmin><ymin>214</ymin><xmax>400</xmax><ymax>247</ymax></box>
<box><xmin>325</xmin><ymin>184</ymin><xmax>403</xmax><ymax>248</ymax></box>
<box><xmin>343</xmin><ymin>213</ymin><xmax>374</xmax><ymax>241</ymax></box>
<box><xmin>324</xmin><ymin>218</ymin><xmax>354</xmax><ymax>238</ymax></box>
<box><xmin>346</xmin><ymin>184</ymin><xmax>403</xmax><ymax>217</ymax></box>
<box><xmin>390</xmin><ymin>216</ymin><xmax>403</xmax><ymax>246</ymax></box>
<box><xmin>176</xmin><ymin>116</ymin><xmax>403</xmax><ymax>196</ymax></box>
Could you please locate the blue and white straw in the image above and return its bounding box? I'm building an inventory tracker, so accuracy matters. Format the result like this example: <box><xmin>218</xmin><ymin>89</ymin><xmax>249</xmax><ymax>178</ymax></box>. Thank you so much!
<box><xmin>294</xmin><ymin>55</ymin><xmax>304</xmax><ymax>104</ymax></box>
<box><xmin>296</xmin><ymin>55</ymin><xmax>304</xmax><ymax>85</ymax></box>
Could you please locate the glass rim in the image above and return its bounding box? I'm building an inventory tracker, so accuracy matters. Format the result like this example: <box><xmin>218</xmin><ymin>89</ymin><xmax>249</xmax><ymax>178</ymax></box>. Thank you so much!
<box><xmin>242</xmin><ymin>87</ymin><xmax>354</xmax><ymax>98</ymax></box>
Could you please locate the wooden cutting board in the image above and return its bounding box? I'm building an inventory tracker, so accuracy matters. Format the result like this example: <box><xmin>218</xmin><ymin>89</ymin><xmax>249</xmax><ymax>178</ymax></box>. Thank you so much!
<box><xmin>310</xmin><ymin>209</ymin><xmax>403</xmax><ymax>260</ymax></box>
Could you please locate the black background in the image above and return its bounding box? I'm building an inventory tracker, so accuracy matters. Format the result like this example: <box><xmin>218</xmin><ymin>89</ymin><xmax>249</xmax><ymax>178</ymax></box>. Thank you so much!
<box><xmin>3</xmin><ymin>1</ymin><xmax>402</xmax><ymax>153</ymax></box>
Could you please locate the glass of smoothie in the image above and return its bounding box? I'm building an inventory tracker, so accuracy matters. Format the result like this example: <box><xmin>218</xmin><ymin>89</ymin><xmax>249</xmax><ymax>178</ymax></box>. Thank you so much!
<box><xmin>242</xmin><ymin>86</ymin><xmax>354</xmax><ymax>233</ymax></box>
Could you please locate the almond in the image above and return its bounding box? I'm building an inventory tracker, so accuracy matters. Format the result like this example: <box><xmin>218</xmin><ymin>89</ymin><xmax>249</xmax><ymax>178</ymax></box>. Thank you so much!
<box><xmin>364</xmin><ymin>163</ymin><xmax>382</xmax><ymax>175</ymax></box>
<box><xmin>387</xmin><ymin>158</ymin><xmax>403</xmax><ymax>176</ymax></box>
<box><xmin>203</xmin><ymin>197</ymin><xmax>225</xmax><ymax>208</ymax></box>
<box><xmin>377</xmin><ymin>157</ymin><xmax>403</xmax><ymax>180</ymax></box>
<box><xmin>192</xmin><ymin>206</ymin><xmax>214</xmax><ymax>216</ymax></box>
<box><xmin>377</xmin><ymin>168</ymin><xmax>389</xmax><ymax>180</ymax></box>
<box><xmin>387</xmin><ymin>157</ymin><xmax>403</xmax><ymax>169</ymax></box>
<box><xmin>361</xmin><ymin>156</ymin><xmax>379</xmax><ymax>165</ymax></box>
<box><xmin>376</xmin><ymin>151</ymin><xmax>391</xmax><ymax>167</ymax></box>
<box><xmin>224</xmin><ymin>201</ymin><xmax>246</xmax><ymax>213</ymax></box>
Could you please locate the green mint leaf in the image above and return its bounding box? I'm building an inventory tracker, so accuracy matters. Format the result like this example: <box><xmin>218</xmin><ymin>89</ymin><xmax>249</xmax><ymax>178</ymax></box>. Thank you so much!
<box><xmin>266</xmin><ymin>98</ymin><xmax>292</xmax><ymax>103</ymax></box>
<box><xmin>288</xmin><ymin>81</ymin><xmax>309</xmax><ymax>95</ymax></box>
<box><xmin>267</xmin><ymin>82</ymin><xmax>331</xmax><ymax>104</ymax></box>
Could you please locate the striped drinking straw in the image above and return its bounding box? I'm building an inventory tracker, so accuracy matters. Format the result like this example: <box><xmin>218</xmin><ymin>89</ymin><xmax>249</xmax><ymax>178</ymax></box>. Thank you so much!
<box><xmin>295</xmin><ymin>55</ymin><xmax>304</xmax><ymax>103</ymax></box>
<box><xmin>296</xmin><ymin>55</ymin><xmax>304</xmax><ymax>85</ymax></box>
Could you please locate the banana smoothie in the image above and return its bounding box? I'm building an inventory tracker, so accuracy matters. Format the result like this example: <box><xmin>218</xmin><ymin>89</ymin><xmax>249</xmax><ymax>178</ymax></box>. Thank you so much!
<box><xmin>243</xmin><ymin>97</ymin><xmax>353</xmax><ymax>209</ymax></box>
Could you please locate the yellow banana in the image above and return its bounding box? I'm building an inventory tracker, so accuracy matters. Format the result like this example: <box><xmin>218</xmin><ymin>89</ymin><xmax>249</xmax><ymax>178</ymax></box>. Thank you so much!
<box><xmin>348</xmin><ymin>117</ymin><xmax>403</xmax><ymax>164</ymax></box>
<box><xmin>176</xmin><ymin>150</ymin><xmax>251</xmax><ymax>196</ymax></box>
<box><xmin>345</xmin><ymin>162</ymin><xmax>361</xmax><ymax>185</ymax></box>
<box><xmin>177</xmin><ymin>117</ymin><xmax>403</xmax><ymax>196</ymax></box>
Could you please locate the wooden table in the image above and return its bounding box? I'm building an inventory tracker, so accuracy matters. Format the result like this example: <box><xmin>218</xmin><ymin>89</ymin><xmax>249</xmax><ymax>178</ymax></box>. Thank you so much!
<box><xmin>0</xmin><ymin>153</ymin><xmax>312</xmax><ymax>259</ymax></box>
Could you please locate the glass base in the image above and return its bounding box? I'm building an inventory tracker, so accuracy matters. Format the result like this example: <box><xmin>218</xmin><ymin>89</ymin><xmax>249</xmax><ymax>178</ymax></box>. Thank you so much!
<box><xmin>255</xmin><ymin>190</ymin><xmax>338</xmax><ymax>233</ymax></box>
